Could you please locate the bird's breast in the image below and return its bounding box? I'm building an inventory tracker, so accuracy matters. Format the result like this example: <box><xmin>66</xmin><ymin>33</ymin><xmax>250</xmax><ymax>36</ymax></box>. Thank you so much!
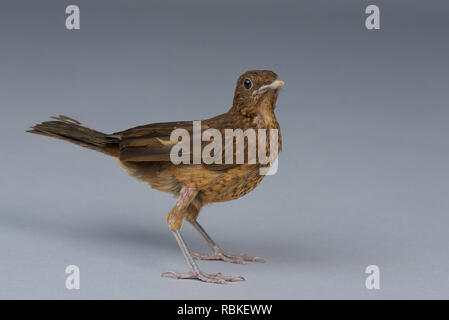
<box><xmin>197</xmin><ymin>165</ymin><xmax>265</xmax><ymax>204</ymax></box>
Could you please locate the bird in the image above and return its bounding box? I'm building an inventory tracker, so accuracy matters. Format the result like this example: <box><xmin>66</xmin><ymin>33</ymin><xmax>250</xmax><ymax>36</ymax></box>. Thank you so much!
<box><xmin>27</xmin><ymin>70</ymin><xmax>284</xmax><ymax>284</ymax></box>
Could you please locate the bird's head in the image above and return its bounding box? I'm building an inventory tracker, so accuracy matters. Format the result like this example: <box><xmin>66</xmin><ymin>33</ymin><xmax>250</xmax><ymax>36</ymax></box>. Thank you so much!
<box><xmin>231</xmin><ymin>70</ymin><xmax>284</xmax><ymax>117</ymax></box>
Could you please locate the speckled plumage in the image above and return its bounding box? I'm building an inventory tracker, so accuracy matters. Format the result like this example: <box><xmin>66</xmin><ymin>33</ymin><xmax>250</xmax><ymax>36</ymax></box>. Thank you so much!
<box><xmin>115</xmin><ymin>71</ymin><xmax>282</xmax><ymax>229</ymax></box>
<box><xmin>28</xmin><ymin>70</ymin><xmax>284</xmax><ymax>283</ymax></box>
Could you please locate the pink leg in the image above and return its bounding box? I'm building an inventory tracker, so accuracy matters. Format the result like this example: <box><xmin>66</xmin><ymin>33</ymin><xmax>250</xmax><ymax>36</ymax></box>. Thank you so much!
<box><xmin>162</xmin><ymin>187</ymin><xmax>245</xmax><ymax>284</ymax></box>
<box><xmin>189</xmin><ymin>220</ymin><xmax>265</xmax><ymax>264</ymax></box>
<box><xmin>161</xmin><ymin>230</ymin><xmax>245</xmax><ymax>284</ymax></box>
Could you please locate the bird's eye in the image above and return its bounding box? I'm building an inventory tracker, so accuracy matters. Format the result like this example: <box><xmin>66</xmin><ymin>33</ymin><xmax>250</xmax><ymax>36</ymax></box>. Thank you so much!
<box><xmin>243</xmin><ymin>79</ymin><xmax>253</xmax><ymax>89</ymax></box>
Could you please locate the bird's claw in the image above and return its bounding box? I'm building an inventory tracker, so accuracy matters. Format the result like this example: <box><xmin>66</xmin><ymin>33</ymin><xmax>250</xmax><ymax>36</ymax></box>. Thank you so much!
<box><xmin>161</xmin><ymin>270</ymin><xmax>245</xmax><ymax>284</ymax></box>
<box><xmin>192</xmin><ymin>250</ymin><xmax>265</xmax><ymax>264</ymax></box>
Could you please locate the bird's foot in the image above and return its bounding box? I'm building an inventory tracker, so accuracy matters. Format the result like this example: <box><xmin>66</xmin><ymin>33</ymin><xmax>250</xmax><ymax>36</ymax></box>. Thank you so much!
<box><xmin>161</xmin><ymin>270</ymin><xmax>244</xmax><ymax>284</ymax></box>
<box><xmin>192</xmin><ymin>249</ymin><xmax>265</xmax><ymax>264</ymax></box>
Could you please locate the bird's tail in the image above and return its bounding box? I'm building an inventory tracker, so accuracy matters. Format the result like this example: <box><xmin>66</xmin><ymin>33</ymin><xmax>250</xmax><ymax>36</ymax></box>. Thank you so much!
<box><xmin>27</xmin><ymin>115</ymin><xmax>119</xmax><ymax>157</ymax></box>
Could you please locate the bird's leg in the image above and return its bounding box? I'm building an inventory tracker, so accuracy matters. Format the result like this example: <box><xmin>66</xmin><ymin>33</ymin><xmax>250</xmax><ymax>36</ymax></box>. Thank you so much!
<box><xmin>162</xmin><ymin>187</ymin><xmax>245</xmax><ymax>284</ymax></box>
<box><xmin>165</xmin><ymin>186</ymin><xmax>198</xmax><ymax>231</ymax></box>
<box><xmin>162</xmin><ymin>230</ymin><xmax>244</xmax><ymax>284</ymax></box>
<box><xmin>189</xmin><ymin>220</ymin><xmax>265</xmax><ymax>264</ymax></box>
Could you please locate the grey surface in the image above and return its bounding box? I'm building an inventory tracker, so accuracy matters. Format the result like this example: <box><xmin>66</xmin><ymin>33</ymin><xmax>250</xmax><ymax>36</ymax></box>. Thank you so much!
<box><xmin>0</xmin><ymin>0</ymin><xmax>448</xmax><ymax>299</ymax></box>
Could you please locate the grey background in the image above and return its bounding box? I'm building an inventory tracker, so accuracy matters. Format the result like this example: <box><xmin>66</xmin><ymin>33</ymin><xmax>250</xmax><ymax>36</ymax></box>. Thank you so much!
<box><xmin>0</xmin><ymin>0</ymin><xmax>448</xmax><ymax>299</ymax></box>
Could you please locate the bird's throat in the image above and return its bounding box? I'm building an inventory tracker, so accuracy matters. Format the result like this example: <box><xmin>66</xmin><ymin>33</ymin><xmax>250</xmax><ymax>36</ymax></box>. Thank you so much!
<box><xmin>252</xmin><ymin>94</ymin><xmax>278</xmax><ymax>128</ymax></box>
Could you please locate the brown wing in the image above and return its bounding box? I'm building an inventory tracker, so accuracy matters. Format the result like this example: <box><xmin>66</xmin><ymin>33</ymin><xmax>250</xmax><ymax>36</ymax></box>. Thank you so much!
<box><xmin>111</xmin><ymin>114</ymin><xmax>257</xmax><ymax>171</ymax></box>
<box><xmin>110</xmin><ymin>121</ymin><xmax>194</xmax><ymax>162</ymax></box>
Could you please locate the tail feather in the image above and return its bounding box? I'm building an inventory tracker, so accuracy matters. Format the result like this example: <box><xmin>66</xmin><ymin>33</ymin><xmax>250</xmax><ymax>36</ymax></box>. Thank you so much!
<box><xmin>28</xmin><ymin>115</ymin><xmax>120</xmax><ymax>157</ymax></box>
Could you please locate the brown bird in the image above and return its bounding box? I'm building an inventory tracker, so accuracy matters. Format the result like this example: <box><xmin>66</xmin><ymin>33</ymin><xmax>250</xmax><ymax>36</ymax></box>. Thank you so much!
<box><xmin>27</xmin><ymin>70</ymin><xmax>284</xmax><ymax>284</ymax></box>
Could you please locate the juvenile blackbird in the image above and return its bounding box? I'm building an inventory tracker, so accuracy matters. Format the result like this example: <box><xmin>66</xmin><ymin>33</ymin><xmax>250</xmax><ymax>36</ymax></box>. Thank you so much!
<box><xmin>28</xmin><ymin>70</ymin><xmax>284</xmax><ymax>284</ymax></box>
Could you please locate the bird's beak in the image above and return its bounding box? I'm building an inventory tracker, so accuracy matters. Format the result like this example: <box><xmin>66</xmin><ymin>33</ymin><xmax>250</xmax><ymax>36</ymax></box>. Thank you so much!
<box><xmin>254</xmin><ymin>79</ymin><xmax>285</xmax><ymax>96</ymax></box>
